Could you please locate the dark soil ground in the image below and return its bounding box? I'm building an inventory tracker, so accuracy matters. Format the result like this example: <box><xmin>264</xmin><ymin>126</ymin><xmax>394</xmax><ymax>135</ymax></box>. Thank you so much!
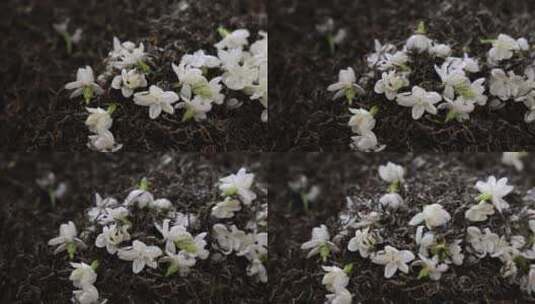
<box><xmin>0</xmin><ymin>153</ymin><xmax>268</xmax><ymax>303</ymax></box>
<box><xmin>0</xmin><ymin>0</ymin><xmax>267</xmax><ymax>152</ymax></box>
<box><xmin>269</xmin><ymin>153</ymin><xmax>535</xmax><ymax>303</ymax></box>
<box><xmin>270</xmin><ymin>0</ymin><xmax>535</xmax><ymax>151</ymax></box>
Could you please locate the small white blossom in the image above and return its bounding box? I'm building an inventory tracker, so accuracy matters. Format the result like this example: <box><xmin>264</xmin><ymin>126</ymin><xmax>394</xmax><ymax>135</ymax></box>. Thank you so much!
<box><xmin>379</xmin><ymin>193</ymin><xmax>405</xmax><ymax>211</ymax></box>
<box><xmin>405</xmin><ymin>34</ymin><xmax>432</xmax><ymax>53</ymax></box>
<box><xmin>367</xmin><ymin>39</ymin><xmax>396</xmax><ymax>68</ymax></box>
<box><xmin>371</xmin><ymin>245</ymin><xmax>415</xmax><ymax>278</ymax></box>
<box><xmin>429</xmin><ymin>43</ymin><xmax>452</xmax><ymax>58</ymax></box>
<box><xmin>466</xmin><ymin>227</ymin><xmax>502</xmax><ymax>258</ymax></box>
<box><xmin>347</xmin><ymin>108</ymin><xmax>376</xmax><ymax>134</ymax></box>
<box><xmin>349</xmin><ymin>131</ymin><xmax>385</xmax><ymax>152</ymax></box>
<box><xmin>124</xmin><ymin>189</ymin><xmax>154</xmax><ymax>208</ymax></box>
<box><xmin>134</xmin><ymin>85</ymin><xmax>179</xmax><ymax>119</ymax></box>
<box><xmin>111</xmin><ymin>69</ymin><xmax>148</xmax><ymax>98</ymax></box>
<box><xmin>87</xmin><ymin>130</ymin><xmax>122</xmax><ymax>152</ymax></box>
<box><xmin>475</xmin><ymin>176</ymin><xmax>514</xmax><ymax>213</ymax></box>
<box><xmin>301</xmin><ymin>224</ymin><xmax>339</xmax><ymax>259</ymax></box>
<box><xmin>150</xmin><ymin>198</ymin><xmax>173</xmax><ymax>210</ymax></box>
<box><xmin>155</xmin><ymin>219</ymin><xmax>194</xmax><ymax>253</ymax></box>
<box><xmin>521</xmin><ymin>265</ymin><xmax>535</xmax><ymax>295</ymax></box>
<box><xmin>409</xmin><ymin>204</ymin><xmax>451</xmax><ymax>229</ymax></box>
<box><xmin>325</xmin><ymin>288</ymin><xmax>352</xmax><ymax>304</ymax></box>
<box><xmin>211</xmin><ymin>197</ymin><xmax>242</xmax><ymax>219</ymax></box>
<box><xmin>377</xmin><ymin>51</ymin><xmax>409</xmax><ymax>71</ymax></box>
<box><xmin>247</xmin><ymin>258</ymin><xmax>268</xmax><ymax>283</ymax></box>
<box><xmin>327</xmin><ymin>67</ymin><xmax>365</xmax><ymax>102</ymax></box>
<box><xmin>182</xmin><ymin>50</ymin><xmax>221</xmax><ymax>68</ymax></box>
<box><xmin>215</xmin><ymin>29</ymin><xmax>250</xmax><ymax>50</ymax></box>
<box><xmin>95</xmin><ymin>224</ymin><xmax>131</xmax><ymax>254</ymax></box>
<box><xmin>488</xmin><ymin>34</ymin><xmax>523</xmax><ymax>63</ymax></box>
<box><xmin>413</xmin><ymin>254</ymin><xmax>448</xmax><ymax>281</ymax></box>
<box><xmin>378</xmin><ymin>162</ymin><xmax>405</xmax><ymax>184</ymax></box>
<box><xmin>65</xmin><ymin>66</ymin><xmax>104</xmax><ymax>101</ymax></box>
<box><xmin>85</xmin><ymin>107</ymin><xmax>112</xmax><ymax>134</ymax></box>
<box><xmin>117</xmin><ymin>240</ymin><xmax>162</xmax><ymax>274</ymax></box>
<box><xmin>97</xmin><ymin>206</ymin><xmax>129</xmax><ymax>225</ymax></box>
<box><xmin>321</xmin><ymin>266</ymin><xmax>349</xmax><ymax>292</ymax></box>
<box><xmin>212</xmin><ymin>224</ymin><xmax>248</xmax><ymax>255</ymax></box>
<box><xmin>347</xmin><ymin>227</ymin><xmax>379</xmax><ymax>258</ymax></box>
<box><xmin>396</xmin><ymin>86</ymin><xmax>442</xmax><ymax>120</ymax></box>
<box><xmin>219</xmin><ymin>168</ymin><xmax>256</xmax><ymax>205</ymax></box>
<box><xmin>87</xmin><ymin>193</ymin><xmax>118</xmax><ymax>222</ymax></box>
<box><xmin>159</xmin><ymin>250</ymin><xmax>196</xmax><ymax>277</ymax></box>
<box><xmin>415</xmin><ymin>226</ymin><xmax>435</xmax><ymax>256</ymax></box>
<box><xmin>465</xmin><ymin>201</ymin><xmax>495</xmax><ymax>222</ymax></box>
<box><xmin>73</xmin><ymin>284</ymin><xmax>99</xmax><ymax>304</ymax></box>
<box><xmin>48</xmin><ymin>221</ymin><xmax>86</xmax><ymax>255</ymax></box>
<box><xmin>374</xmin><ymin>71</ymin><xmax>409</xmax><ymax>100</ymax></box>
<box><xmin>69</xmin><ymin>262</ymin><xmax>97</xmax><ymax>288</ymax></box>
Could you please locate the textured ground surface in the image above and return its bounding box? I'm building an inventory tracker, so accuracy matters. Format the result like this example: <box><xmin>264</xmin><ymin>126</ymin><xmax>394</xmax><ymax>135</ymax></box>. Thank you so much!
<box><xmin>0</xmin><ymin>153</ymin><xmax>268</xmax><ymax>303</ymax></box>
<box><xmin>269</xmin><ymin>153</ymin><xmax>535</xmax><ymax>303</ymax></box>
<box><xmin>270</xmin><ymin>0</ymin><xmax>535</xmax><ymax>151</ymax></box>
<box><xmin>0</xmin><ymin>0</ymin><xmax>267</xmax><ymax>151</ymax></box>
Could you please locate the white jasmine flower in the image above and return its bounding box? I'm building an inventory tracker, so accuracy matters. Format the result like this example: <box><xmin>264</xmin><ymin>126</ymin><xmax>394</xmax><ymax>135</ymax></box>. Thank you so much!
<box><xmin>502</xmin><ymin>152</ymin><xmax>527</xmax><ymax>171</ymax></box>
<box><xmin>488</xmin><ymin>34</ymin><xmax>522</xmax><ymax>63</ymax></box>
<box><xmin>475</xmin><ymin>176</ymin><xmax>514</xmax><ymax>213</ymax></box>
<box><xmin>409</xmin><ymin>204</ymin><xmax>451</xmax><ymax>229</ymax></box>
<box><xmin>87</xmin><ymin>193</ymin><xmax>118</xmax><ymax>222</ymax></box>
<box><xmin>117</xmin><ymin>240</ymin><xmax>162</xmax><ymax>274</ymax></box>
<box><xmin>221</xmin><ymin>61</ymin><xmax>258</xmax><ymax>91</ymax></box>
<box><xmin>349</xmin><ymin>131</ymin><xmax>385</xmax><ymax>152</ymax></box>
<box><xmin>247</xmin><ymin>258</ymin><xmax>268</xmax><ymax>283</ymax></box>
<box><xmin>48</xmin><ymin>221</ymin><xmax>86</xmax><ymax>256</ymax></box>
<box><xmin>95</xmin><ymin>224</ymin><xmax>131</xmax><ymax>254</ymax></box>
<box><xmin>124</xmin><ymin>189</ymin><xmax>154</xmax><ymax>208</ymax></box>
<box><xmin>374</xmin><ymin>71</ymin><xmax>409</xmax><ymax>100</ymax></box>
<box><xmin>396</xmin><ymin>86</ymin><xmax>442</xmax><ymax>120</ymax></box>
<box><xmin>175</xmin><ymin>93</ymin><xmax>212</xmax><ymax>122</ymax></box>
<box><xmin>219</xmin><ymin>168</ymin><xmax>257</xmax><ymax>205</ymax></box>
<box><xmin>325</xmin><ymin>288</ymin><xmax>352</xmax><ymax>304</ymax></box>
<box><xmin>110</xmin><ymin>37</ymin><xmax>137</xmax><ymax>59</ymax></box>
<box><xmin>466</xmin><ymin>227</ymin><xmax>502</xmax><ymax>258</ymax></box>
<box><xmin>215</xmin><ymin>28</ymin><xmax>250</xmax><ymax>50</ymax></box>
<box><xmin>211</xmin><ymin>197</ymin><xmax>242</xmax><ymax>219</ymax></box>
<box><xmin>465</xmin><ymin>201</ymin><xmax>495</xmax><ymax>222</ymax></box>
<box><xmin>405</xmin><ymin>34</ymin><xmax>432</xmax><ymax>53</ymax></box>
<box><xmin>463</xmin><ymin>78</ymin><xmax>488</xmax><ymax>106</ymax></box>
<box><xmin>212</xmin><ymin>224</ymin><xmax>247</xmax><ymax>255</ymax></box>
<box><xmin>429</xmin><ymin>43</ymin><xmax>451</xmax><ymax>58</ymax></box>
<box><xmin>182</xmin><ymin>50</ymin><xmax>221</xmax><ymax>68</ymax></box>
<box><xmin>155</xmin><ymin>219</ymin><xmax>193</xmax><ymax>253</ymax></box>
<box><xmin>111</xmin><ymin>69</ymin><xmax>148</xmax><ymax>98</ymax></box>
<box><xmin>112</xmin><ymin>42</ymin><xmax>148</xmax><ymax>70</ymax></box>
<box><xmin>379</xmin><ymin>193</ymin><xmax>405</xmax><ymax>211</ymax></box>
<box><xmin>321</xmin><ymin>266</ymin><xmax>349</xmax><ymax>292</ymax></box>
<box><xmin>438</xmin><ymin>97</ymin><xmax>475</xmax><ymax>122</ymax></box>
<box><xmin>73</xmin><ymin>284</ymin><xmax>99</xmax><ymax>304</ymax></box>
<box><xmin>448</xmin><ymin>240</ymin><xmax>465</xmax><ymax>265</ymax></box>
<box><xmin>98</xmin><ymin>206</ymin><xmax>129</xmax><ymax>225</ymax></box>
<box><xmin>172</xmin><ymin>62</ymin><xmax>206</xmax><ymax>88</ymax></box>
<box><xmin>69</xmin><ymin>262</ymin><xmax>97</xmax><ymax>288</ymax></box>
<box><xmin>65</xmin><ymin>66</ymin><xmax>104</xmax><ymax>102</ymax></box>
<box><xmin>327</xmin><ymin>67</ymin><xmax>365</xmax><ymax>102</ymax></box>
<box><xmin>301</xmin><ymin>224</ymin><xmax>340</xmax><ymax>260</ymax></box>
<box><xmin>87</xmin><ymin>130</ymin><xmax>122</xmax><ymax>152</ymax></box>
<box><xmin>150</xmin><ymin>198</ymin><xmax>173</xmax><ymax>210</ymax></box>
<box><xmin>377</xmin><ymin>51</ymin><xmax>409</xmax><ymax>71</ymax></box>
<box><xmin>347</xmin><ymin>108</ymin><xmax>376</xmax><ymax>134</ymax></box>
<box><xmin>371</xmin><ymin>245</ymin><xmax>415</xmax><ymax>278</ymax></box>
<box><xmin>159</xmin><ymin>249</ymin><xmax>196</xmax><ymax>277</ymax></box>
<box><xmin>367</xmin><ymin>39</ymin><xmax>396</xmax><ymax>68</ymax></box>
<box><xmin>133</xmin><ymin>85</ymin><xmax>179</xmax><ymax>119</ymax></box>
<box><xmin>489</xmin><ymin>69</ymin><xmax>518</xmax><ymax>101</ymax></box>
<box><xmin>414</xmin><ymin>254</ymin><xmax>448</xmax><ymax>281</ymax></box>
<box><xmin>347</xmin><ymin>227</ymin><xmax>379</xmax><ymax>258</ymax></box>
<box><xmin>434</xmin><ymin>62</ymin><xmax>469</xmax><ymax>100</ymax></box>
<box><xmin>445</xmin><ymin>54</ymin><xmax>480</xmax><ymax>73</ymax></box>
<box><xmin>378</xmin><ymin>162</ymin><xmax>405</xmax><ymax>184</ymax></box>
<box><xmin>85</xmin><ymin>107</ymin><xmax>112</xmax><ymax>134</ymax></box>
<box><xmin>415</xmin><ymin>226</ymin><xmax>435</xmax><ymax>256</ymax></box>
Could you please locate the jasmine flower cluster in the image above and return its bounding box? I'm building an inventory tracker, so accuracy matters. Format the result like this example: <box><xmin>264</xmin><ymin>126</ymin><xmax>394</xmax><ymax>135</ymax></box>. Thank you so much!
<box><xmin>63</xmin><ymin>27</ymin><xmax>267</xmax><ymax>151</ymax></box>
<box><xmin>48</xmin><ymin>167</ymin><xmax>266</xmax><ymax>303</ymax></box>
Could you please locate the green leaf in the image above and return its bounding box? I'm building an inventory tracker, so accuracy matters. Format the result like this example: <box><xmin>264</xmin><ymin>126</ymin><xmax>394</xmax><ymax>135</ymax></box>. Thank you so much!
<box><xmin>90</xmin><ymin>260</ymin><xmax>100</xmax><ymax>271</ymax></box>
<box><xmin>222</xmin><ymin>186</ymin><xmax>238</xmax><ymax>197</ymax></box>
<box><xmin>326</xmin><ymin>35</ymin><xmax>335</xmax><ymax>55</ymax></box>
<box><xmin>416</xmin><ymin>21</ymin><xmax>426</xmax><ymax>34</ymax></box>
<box><xmin>320</xmin><ymin>244</ymin><xmax>330</xmax><ymax>262</ymax></box>
<box><xmin>82</xmin><ymin>86</ymin><xmax>93</xmax><ymax>104</ymax></box>
<box><xmin>175</xmin><ymin>239</ymin><xmax>197</xmax><ymax>254</ymax></box>
<box><xmin>139</xmin><ymin>177</ymin><xmax>149</xmax><ymax>191</ymax></box>
<box><xmin>417</xmin><ymin>267</ymin><xmax>429</xmax><ymax>280</ymax></box>
<box><xmin>345</xmin><ymin>88</ymin><xmax>356</xmax><ymax>104</ymax></box>
<box><xmin>137</xmin><ymin>61</ymin><xmax>151</xmax><ymax>74</ymax></box>
<box><xmin>107</xmin><ymin>103</ymin><xmax>117</xmax><ymax>115</ymax></box>
<box><xmin>369</xmin><ymin>105</ymin><xmax>379</xmax><ymax>117</ymax></box>
<box><xmin>445</xmin><ymin>110</ymin><xmax>458</xmax><ymax>123</ymax></box>
<box><xmin>480</xmin><ymin>38</ymin><xmax>496</xmax><ymax>44</ymax></box>
<box><xmin>476</xmin><ymin>193</ymin><xmax>492</xmax><ymax>202</ymax></box>
<box><xmin>165</xmin><ymin>263</ymin><xmax>179</xmax><ymax>277</ymax></box>
<box><xmin>343</xmin><ymin>263</ymin><xmax>354</xmax><ymax>274</ymax></box>
<box><xmin>67</xmin><ymin>243</ymin><xmax>76</xmax><ymax>260</ymax></box>
<box><xmin>182</xmin><ymin>109</ymin><xmax>195</xmax><ymax>122</ymax></box>
<box><xmin>387</xmin><ymin>181</ymin><xmax>400</xmax><ymax>193</ymax></box>
<box><xmin>217</xmin><ymin>26</ymin><xmax>231</xmax><ymax>38</ymax></box>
